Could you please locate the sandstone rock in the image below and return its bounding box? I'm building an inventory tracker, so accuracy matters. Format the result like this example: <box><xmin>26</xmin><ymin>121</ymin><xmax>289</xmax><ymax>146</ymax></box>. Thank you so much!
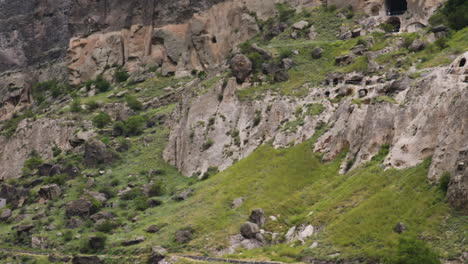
<box><xmin>231</xmin><ymin>54</ymin><xmax>252</xmax><ymax>84</ymax></box>
<box><xmin>32</xmin><ymin>236</ymin><xmax>46</xmax><ymax>249</ymax></box>
<box><xmin>248</xmin><ymin>209</ymin><xmax>265</xmax><ymax>227</ymax></box>
<box><xmin>148</xmin><ymin>245</ymin><xmax>168</xmax><ymax>264</ymax></box>
<box><xmin>72</xmin><ymin>256</ymin><xmax>102</xmax><ymax>264</ymax></box>
<box><xmin>251</xmin><ymin>43</ymin><xmax>272</xmax><ymax>60</ymax></box>
<box><xmin>66</xmin><ymin>199</ymin><xmax>92</xmax><ymax>217</ymax></box>
<box><xmin>311</xmin><ymin>47</ymin><xmax>323</xmax><ymax>59</ymax></box>
<box><xmin>175</xmin><ymin>228</ymin><xmax>193</xmax><ymax>243</ymax></box>
<box><xmin>172</xmin><ymin>189</ymin><xmax>193</xmax><ymax>201</ymax></box>
<box><xmin>335</xmin><ymin>54</ymin><xmax>354</xmax><ymax>66</ymax></box>
<box><xmin>281</xmin><ymin>58</ymin><xmax>295</xmax><ymax>70</ymax></box>
<box><xmin>122</xmin><ymin>236</ymin><xmax>145</xmax><ymax>246</ymax></box>
<box><xmin>274</xmin><ymin>70</ymin><xmax>289</xmax><ymax>83</ymax></box>
<box><xmin>409</xmin><ymin>39</ymin><xmax>426</xmax><ymax>52</ymax></box>
<box><xmin>292</xmin><ymin>21</ymin><xmax>309</xmax><ymax>30</ymax></box>
<box><xmin>0</xmin><ymin>209</ymin><xmax>12</xmax><ymax>221</ymax></box>
<box><xmin>84</xmin><ymin>139</ymin><xmax>116</xmax><ymax>168</ymax></box>
<box><xmin>286</xmin><ymin>224</ymin><xmax>314</xmax><ymax>244</ymax></box>
<box><xmin>84</xmin><ymin>190</ymin><xmax>107</xmax><ymax>203</ymax></box>
<box><xmin>90</xmin><ymin>211</ymin><xmax>114</xmax><ymax>222</ymax></box>
<box><xmin>231</xmin><ymin>197</ymin><xmax>244</xmax><ymax>209</ymax></box>
<box><xmin>38</xmin><ymin>184</ymin><xmax>62</xmax><ymax>200</ymax></box>
<box><xmin>447</xmin><ymin>172</ymin><xmax>468</xmax><ymax>213</ymax></box>
<box><xmin>240</xmin><ymin>221</ymin><xmax>260</xmax><ymax>239</ymax></box>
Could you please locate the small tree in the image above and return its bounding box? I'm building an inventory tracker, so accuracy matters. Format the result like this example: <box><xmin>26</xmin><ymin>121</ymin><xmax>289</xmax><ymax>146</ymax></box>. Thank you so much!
<box><xmin>125</xmin><ymin>95</ymin><xmax>143</xmax><ymax>111</ymax></box>
<box><xmin>125</xmin><ymin>115</ymin><xmax>146</xmax><ymax>136</ymax></box>
<box><xmin>92</xmin><ymin>112</ymin><xmax>112</xmax><ymax>128</ymax></box>
<box><xmin>114</xmin><ymin>68</ymin><xmax>129</xmax><ymax>83</ymax></box>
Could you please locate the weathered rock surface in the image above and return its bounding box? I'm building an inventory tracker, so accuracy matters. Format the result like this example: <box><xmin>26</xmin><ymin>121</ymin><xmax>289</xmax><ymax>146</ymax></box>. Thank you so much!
<box><xmin>0</xmin><ymin>118</ymin><xmax>77</xmax><ymax>179</ymax></box>
<box><xmin>38</xmin><ymin>184</ymin><xmax>62</xmax><ymax>200</ymax></box>
<box><xmin>72</xmin><ymin>256</ymin><xmax>102</xmax><ymax>264</ymax></box>
<box><xmin>240</xmin><ymin>222</ymin><xmax>260</xmax><ymax>239</ymax></box>
<box><xmin>66</xmin><ymin>199</ymin><xmax>92</xmax><ymax>217</ymax></box>
<box><xmin>231</xmin><ymin>54</ymin><xmax>253</xmax><ymax>84</ymax></box>
<box><xmin>148</xmin><ymin>245</ymin><xmax>168</xmax><ymax>264</ymax></box>
<box><xmin>83</xmin><ymin>139</ymin><xmax>116</xmax><ymax>168</ymax></box>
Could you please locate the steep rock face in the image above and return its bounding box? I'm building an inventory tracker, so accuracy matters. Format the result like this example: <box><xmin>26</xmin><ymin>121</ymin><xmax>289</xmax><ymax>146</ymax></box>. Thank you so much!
<box><xmin>165</xmin><ymin>53</ymin><xmax>468</xmax><ymax>209</ymax></box>
<box><xmin>0</xmin><ymin>118</ymin><xmax>77</xmax><ymax>179</ymax></box>
<box><xmin>163</xmin><ymin>78</ymin><xmax>334</xmax><ymax>176</ymax></box>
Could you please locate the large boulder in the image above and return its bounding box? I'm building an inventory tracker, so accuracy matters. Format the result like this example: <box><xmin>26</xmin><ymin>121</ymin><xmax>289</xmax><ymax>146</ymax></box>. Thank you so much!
<box><xmin>38</xmin><ymin>184</ymin><xmax>62</xmax><ymax>200</ymax></box>
<box><xmin>230</xmin><ymin>54</ymin><xmax>252</xmax><ymax>84</ymax></box>
<box><xmin>248</xmin><ymin>209</ymin><xmax>265</xmax><ymax>227</ymax></box>
<box><xmin>292</xmin><ymin>20</ymin><xmax>309</xmax><ymax>30</ymax></box>
<box><xmin>447</xmin><ymin>167</ymin><xmax>468</xmax><ymax>213</ymax></box>
<box><xmin>240</xmin><ymin>221</ymin><xmax>260</xmax><ymax>239</ymax></box>
<box><xmin>66</xmin><ymin>199</ymin><xmax>92</xmax><ymax>217</ymax></box>
<box><xmin>89</xmin><ymin>235</ymin><xmax>106</xmax><ymax>250</ymax></box>
<box><xmin>335</xmin><ymin>53</ymin><xmax>354</xmax><ymax>66</ymax></box>
<box><xmin>84</xmin><ymin>139</ymin><xmax>116</xmax><ymax>168</ymax></box>
<box><xmin>147</xmin><ymin>245</ymin><xmax>168</xmax><ymax>264</ymax></box>
<box><xmin>274</xmin><ymin>69</ymin><xmax>289</xmax><ymax>83</ymax></box>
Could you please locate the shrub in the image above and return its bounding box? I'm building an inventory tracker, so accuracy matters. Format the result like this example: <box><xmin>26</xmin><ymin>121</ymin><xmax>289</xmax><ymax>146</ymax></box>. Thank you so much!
<box><xmin>125</xmin><ymin>95</ymin><xmax>143</xmax><ymax>111</ymax></box>
<box><xmin>200</xmin><ymin>166</ymin><xmax>219</xmax><ymax>180</ymax></box>
<box><xmin>1</xmin><ymin>110</ymin><xmax>35</xmax><ymax>138</ymax></box>
<box><xmin>22</xmin><ymin>151</ymin><xmax>43</xmax><ymax>176</ymax></box>
<box><xmin>148</xmin><ymin>181</ymin><xmax>165</xmax><ymax>197</ymax></box>
<box><xmin>276</xmin><ymin>3</ymin><xmax>296</xmax><ymax>22</ymax></box>
<box><xmin>441</xmin><ymin>0</ymin><xmax>468</xmax><ymax>30</ymax></box>
<box><xmin>393</xmin><ymin>236</ymin><xmax>440</xmax><ymax>264</ymax></box>
<box><xmin>43</xmin><ymin>173</ymin><xmax>68</xmax><ymax>186</ymax></box>
<box><xmin>92</xmin><ymin>112</ymin><xmax>112</xmax><ymax>128</ymax></box>
<box><xmin>32</xmin><ymin>80</ymin><xmax>71</xmax><ymax>103</ymax></box>
<box><xmin>438</xmin><ymin>172</ymin><xmax>451</xmax><ymax>193</ymax></box>
<box><xmin>86</xmin><ymin>100</ymin><xmax>99</xmax><ymax>112</ymax></box>
<box><xmin>63</xmin><ymin>230</ymin><xmax>73</xmax><ymax>242</ymax></box>
<box><xmin>202</xmin><ymin>138</ymin><xmax>214</xmax><ymax>151</ymax></box>
<box><xmin>70</xmin><ymin>99</ymin><xmax>82</xmax><ymax>113</ymax></box>
<box><xmin>94</xmin><ymin>75</ymin><xmax>111</xmax><ymax>92</ymax></box>
<box><xmin>114</xmin><ymin>68</ymin><xmax>129</xmax><ymax>83</ymax></box>
<box><xmin>134</xmin><ymin>196</ymin><xmax>149</xmax><ymax>211</ymax></box>
<box><xmin>80</xmin><ymin>233</ymin><xmax>107</xmax><ymax>253</ymax></box>
<box><xmin>382</xmin><ymin>23</ymin><xmax>397</xmax><ymax>33</ymax></box>
<box><xmin>125</xmin><ymin>115</ymin><xmax>146</xmax><ymax>136</ymax></box>
<box><xmin>96</xmin><ymin>219</ymin><xmax>118</xmax><ymax>233</ymax></box>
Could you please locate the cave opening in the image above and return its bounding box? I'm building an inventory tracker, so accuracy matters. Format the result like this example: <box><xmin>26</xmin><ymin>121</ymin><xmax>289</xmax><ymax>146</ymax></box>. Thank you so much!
<box><xmin>459</xmin><ymin>58</ymin><xmax>466</xmax><ymax>67</ymax></box>
<box><xmin>385</xmin><ymin>0</ymin><xmax>407</xmax><ymax>16</ymax></box>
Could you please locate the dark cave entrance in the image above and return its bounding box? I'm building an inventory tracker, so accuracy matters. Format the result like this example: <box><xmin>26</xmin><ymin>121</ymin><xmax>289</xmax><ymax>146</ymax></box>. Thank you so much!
<box><xmin>385</xmin><ymin>0</ymin><xmax>408</xmax><ymax>16</ymax></box>
<box><xmin>386</xmin><ymin>16</ymin><xmax>402</xmax><ymax>32</ymax></box>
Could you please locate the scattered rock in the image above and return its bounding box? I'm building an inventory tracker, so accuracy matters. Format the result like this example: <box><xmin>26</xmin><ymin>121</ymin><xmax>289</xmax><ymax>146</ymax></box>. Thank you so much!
<box><xmin>286</xmin><ymin>224</ymin><xmax>314</xmax><ymax>244</ymax></box>
<box><xmin>72</xmin><ymin>256</ymin><xmax>102</xmax><ymax>264</ymax></box>
<box><xmin>83</xmin><ymin>139</ymin><xmax>116</xmax><ymax>168</ymax></box>
<box><xmin>89</xmin><ymin>235</ymin><xmax>106</xmax><ymax>249</ymax></box>
<box><xmin>251</xmin><ymin>43</ymin><xmax>272</xmax><ymax>60</ymax></box>
<box><xmin>311</xmin><ymin>47</ymin><xmax>323</xmax><ymax>59</ymax></box>
<box><xmin>231</xmin><ymin>197</ymin><xmax>244</xmax><ymax>209</ymax></box>
<box><xmin>358</xmin><ymin>89</ymin><xmax>368</xmax><ymax>98</ymax></box>
<box><xmin>84</xmin><ymin>190</ymin><xmax>107</xmax><ymax>203</ymax></box>
<box><xmin>148</xmin><ymin>245</ymin><xmax>168</xmax><ymax>264</ymax></box>
<box><xmin>274</xmin><ymin>69</ymin><xmax>289</xmax><ymax>83</ymax></box>
<box><xmin>409</xmin><ymin>39</ymin><xmax>426</xmax><ymax>52</ymax></box>
<box><xmin>172</xmin><ymin>188</ymin><xmax>193</xmax><ymax>201</ymax></box>
<box><xmin>240</xmin><ymin>221</ymin><xmax>260</xmax><ymax>239</ymax></box>
<box><xmin>90</xmin><ymin>211</ymin><xmax>114</xmax><ymax>222</ymax></box>
<box><xmin>145</xmin><ymin>224</ymin><xmax>166</xmax><ymax>233</ymax></box>
<box><xmin>308</xmin><ymin>26</ymin><xmax>317</xmax><ymax>40</ymax></box>
<box><xmin>67</xmin><ymin>218</ymin><xmax>84</xmax><ymax>228</ymax></box>
<box><xmin>394</xmin><ymin>222</ymin><xmax>406</xmax><ymax>234</ymax></box>
<box><xmin>32</xmin><ymin>236</ymin><xmax>46</xmax><ymax>249</ymax></box>
<box><xmin>230</xmin><ymin>54</ymin><xmax>252</xmax><ymax>84</ymax></box>
<box><xmin>281</xmin><ymin>58</ymin><xmax>295</xmax><ymax>70</ymax></box>
<box><xmin>38</xmin><ymin>184</ymin><xmax>62</xmax><ymax>200</ymax></box>
<box><xmin>66</xmin><ymin>199</ymin><xmax>92</xmax><ymax>217</ymax></box>
<box><xmin>38</xmin><ymin>163</ymin><xmax>54</xmax><ymax>176</ymax></box>
<box><xmin>0</xmin><ymin>209</ymin><xmax>12</xmax><ymax>221</ymax></box>
<box><xmin>121</xmin><ymin>236</ymin><xmax>145</xmax><ymax>246</ymax></box>
<box><xmin>292</xmin><ymin>20</ymin><xmax>309</xmax><ymax>30</ymax></box>
<box><xmin>335</xmin><ymin>54</ymin><xmax>354</xmax><ymax>66</ymax></box>
<box><xmin>175</xmin><ymin>227</ymin><xmax>193</xmax><ymax>244</ymax></box>
<box><xmin>248</xmin><ymin>209</ymin><xmax>265</xmax><ymax>227</ymax></box>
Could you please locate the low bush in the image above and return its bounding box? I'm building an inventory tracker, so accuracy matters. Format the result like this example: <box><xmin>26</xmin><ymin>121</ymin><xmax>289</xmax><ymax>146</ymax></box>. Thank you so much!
<box><xmin>125</xmin><ymin>95</ymin><xmax>143</xmax><ymax>111</ymax></box>
<box><xmin>392</xmin><ymin>236</ymin><xmax>440</xmax><ymax>264</ymax></box>
<box><xmin>114</xmin><ymin>68</ymin><xmax>130</xmax><ymax>83</ymax></box>
<box><xmin>92</xmin><ymin>112</ymin><xmax>112</xmax><ymax>128</ymax></box>
<box><xmin>438</xmin><ymin>172</ymin><xmax>451</xmax><ymax>193</ymax></box>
